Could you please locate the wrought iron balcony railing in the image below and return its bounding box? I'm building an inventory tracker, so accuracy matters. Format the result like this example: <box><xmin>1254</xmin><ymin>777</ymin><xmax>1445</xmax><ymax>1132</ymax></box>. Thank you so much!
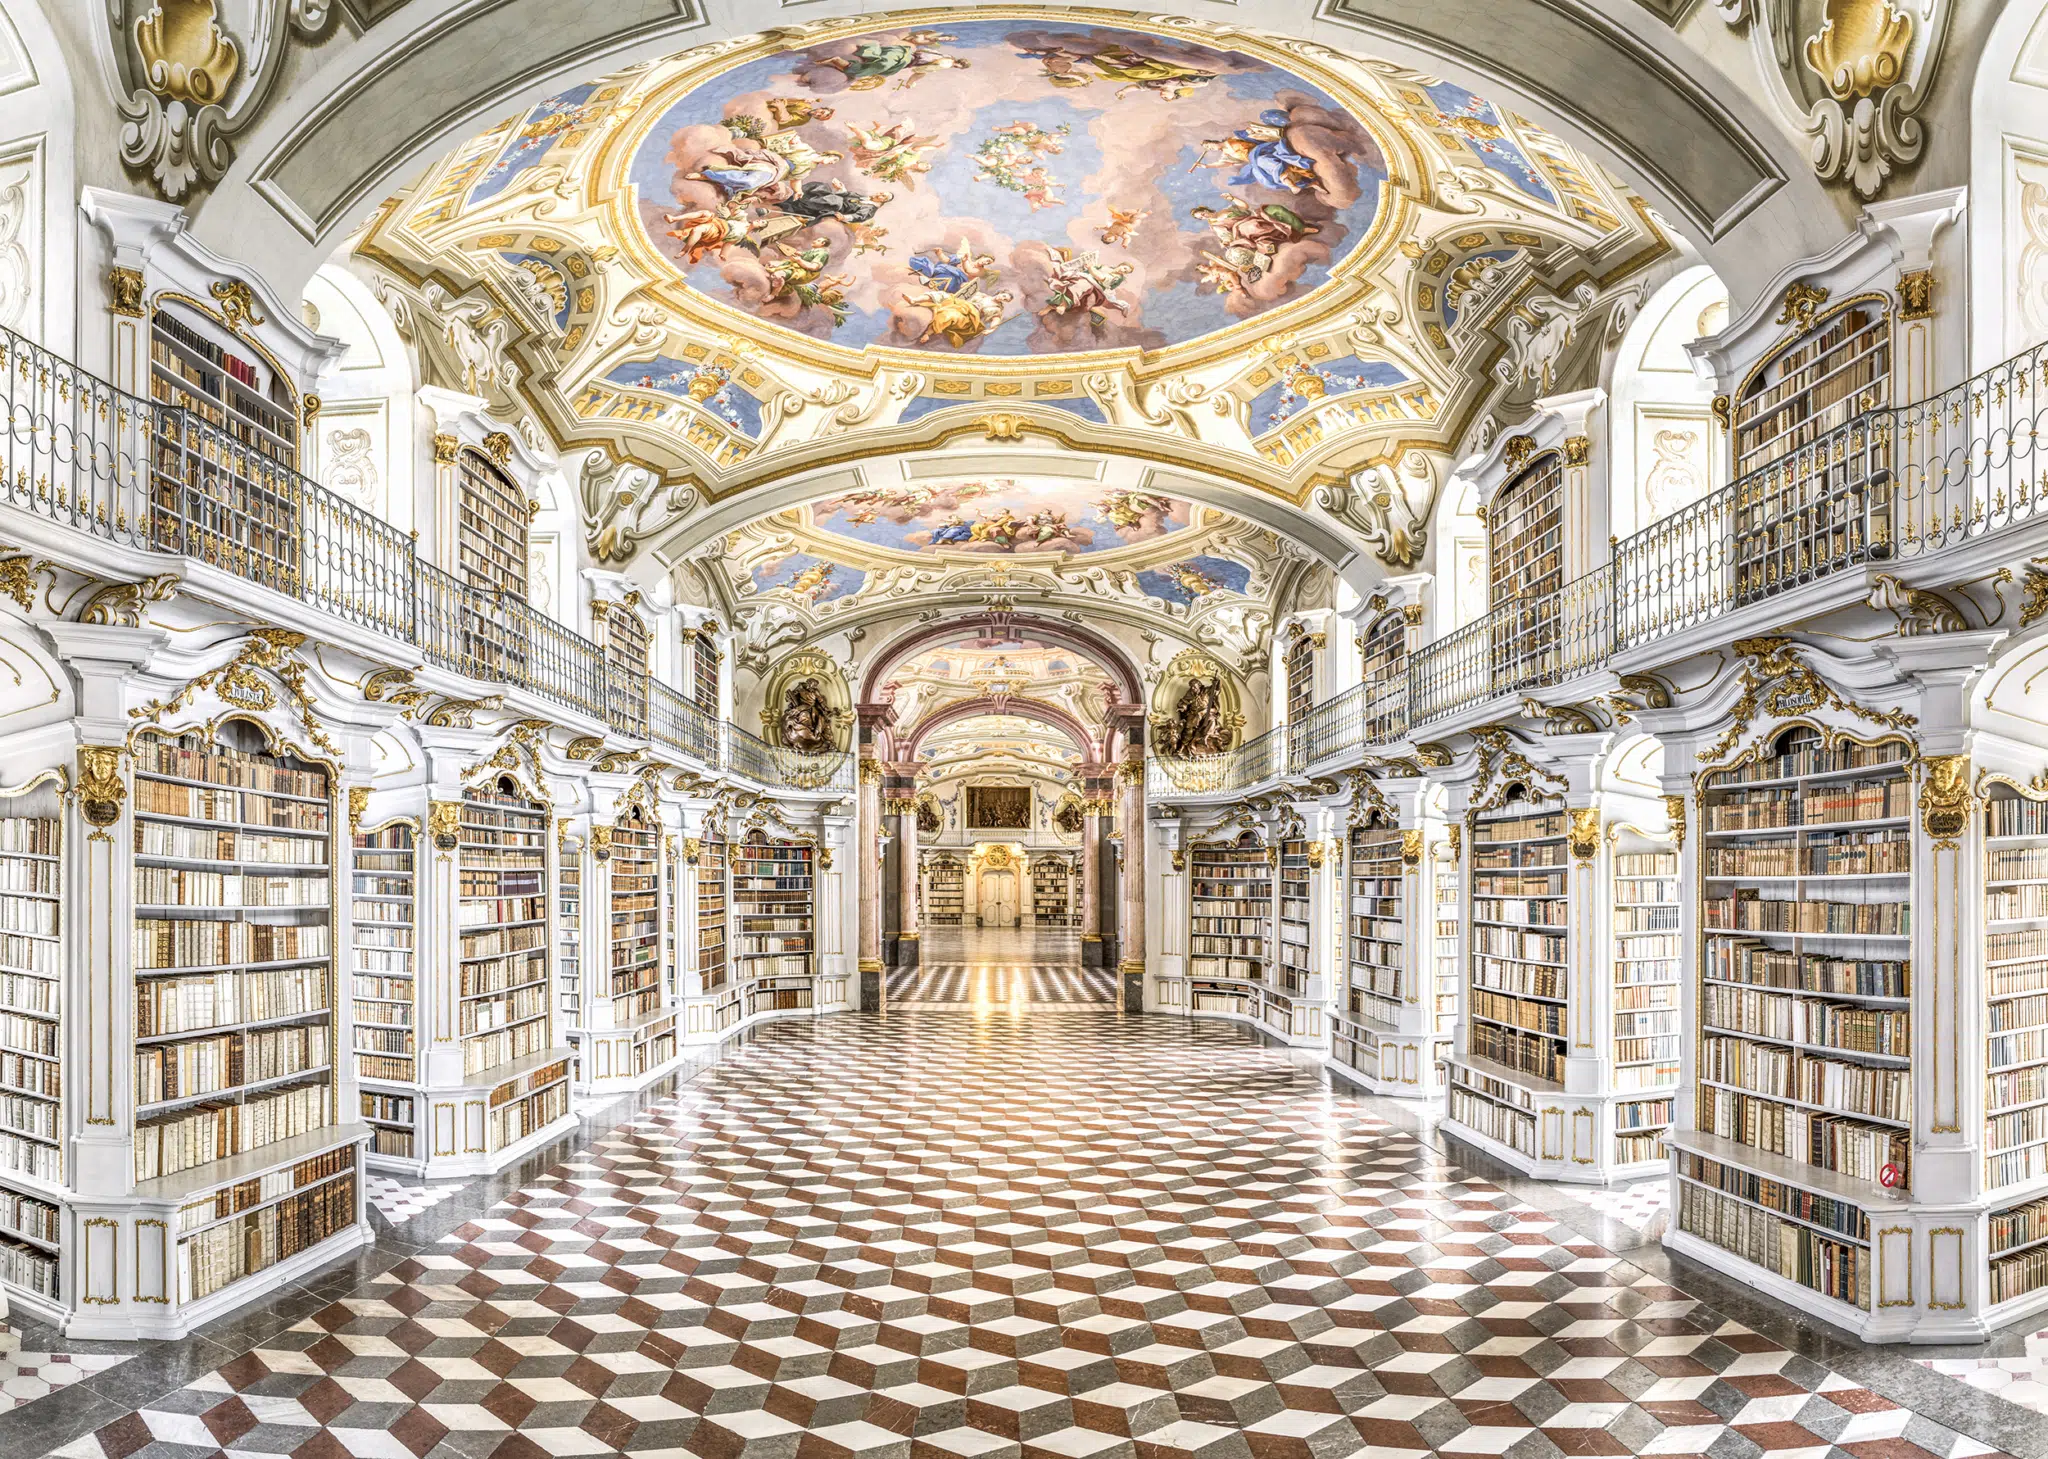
<box><xmin>1146</xmin><ymin>724</ymin><xmax>1285</xmax><ymax>798</ymax></box>
<box><xmin>0</xmin><ymin>323</ymin><xmax>845</xmax><ymax>794</ymax></box>
<box><xmin>1150</xmin><ymin>336</ymin><xmax>2048</xmax><ymax>792</ymax></box>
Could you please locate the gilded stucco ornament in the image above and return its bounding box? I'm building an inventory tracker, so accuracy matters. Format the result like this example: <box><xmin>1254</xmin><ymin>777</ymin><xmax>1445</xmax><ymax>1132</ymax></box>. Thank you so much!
<box><xmin>428</xmin><ymin>800</ymin><xmax>462</xmax><ymax>852</ymax></box>
<box><xmin>1312</xmin><ymin>454</ymin><xmax>1439</xmax><ymax>571</ymax></box>
<box><xmin>78</xmin><ymin>746</ymin><xmax>126</xmax><ymax>828</ymax></box>
<box><xmin>1721</xmin><ymin>2</ymin><xmax>1950</xmax><ymax>200</ymax></box>
<box><xmin>1699</xmin><ymin>635</ymin><xmax>1917</xmax><ymax>763</ymax></box>
<box><xmin>1920</xmin><ymin>754</ymin><xmax>1972</xmax><ymax>847</ymax></box>
<box><xmin>1400</xmin><ymin>829</ymin><xmax>1424</xmax><ymax>866</ymax></box>
<box><xmin>1568</xmin><ymin>808</ymin><xmax>1601</xmax><ymax>861</ymax></box>
<box><xmin>347</xmin><ymin>786</ymin><xmax>369</xmax><ymax>834</ymax></box>
<box><xmin>1662</xmin><ymin>794</ymin><xmax>1687</xmax><ymax>849</ymax></box>
<box><xmin>78</xmin><ymin>573</ymin><xmax>179</xmax><ymax>627</ymax></box>
<box><xmin>0</xmin><ymin>554</ymin><xmax>51</xmax><ymax>611</ymax></box>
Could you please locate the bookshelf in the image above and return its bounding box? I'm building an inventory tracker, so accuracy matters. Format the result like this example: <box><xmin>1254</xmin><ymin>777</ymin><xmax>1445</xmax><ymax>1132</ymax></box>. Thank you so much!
<box><xmin>925</xmin><ymin>856</ymin><xmax>965</xmax><ymax>925</ymax></box>
<box><xmin>692</xmin><ymin>828</ymin><xmax>742</xmax><ymax>1040</ymax></box>
<box><xmin>1464</xmin><ymin>790</ymin><xmax>1569</xmax><ymax>1089</ymax></box>
<box><xmin>458</xmin><ymin>781</ymin><xmax>551</xmax><ymax>1082</ymax></box>
<box><xmin>148</xmin><ymin>304</ymin><xmax>303</xmax><ymax>592</ymax></box>
<box><xmin>1612</xmin><ymin>831</ymin><xmax>1679</xmax><ymax>1167</ymax></box>
<box><xmin>1674</xmin><ymin>725</ymin><xmax>1914</xmax><ymax>1323</ymax></box>
<box><xmin>351</xmin><ymin>821</ymin><xmax>416</xmax><ymax>1166</ymax></box>
<box><xmin>1434</xmin><ymin>846</ymin><xmax>1459</xmax><ymax>1062</ymax></box>
<box><xmin>1359</xmin><ymin>610</ymin><xmax>1408</xmax><ymax>742</ymax></box>
<box><xmin>1030</xmin><ymin>858</ymin><xmax>1071</xmax><ymax>926</ymax></box>
<box><xmin>693</xmin><ymin>631</ymin><xmax>722</xmax><ymax>721</ymax></box>
<box><xmin>1730</xmin><ymin>300</ymin><xmax>1892</xmax><ymax>603</ymax></box>
<box><xmin>129</xmin><ymin>723</ymin><xmax>361</xmax><ymax>1315</ymax></box>
<box><xmin>733</xmin><ymin>834</ymin><xmax>815</xmax><ymax>1012</ymax></box>
<box><xmin>455</xmin><ymin>449</ymin><xmax>529</xmax><ymax>678</ymax></box>
<box><xmin>1188</xmin><ymin>834</ymin><xmax>1271</xmax><ymax>1021</ymax></box>
<box><xmin>1284</xmin><ymin>633</ymin><xmax>1315</xmax><ymax>729</ymax></box>
<box><xmin>1331</xmin><ymin>812</ymin><xmax>1439</xmax><ymax>1094</ymax></box>
<box><xmin>1345</xmin><ymin>820</ymin><xmax>1404</xmax><ymax>1029</ymax></box>
<box><xmin>1487</xmin><ymin>452</ymin><xmax>1564</xmax><ymax>683</ymax></box>
<box><xmin>557</xmin><ymin>824</ymin><xmax>582</xmax><ymax>1042</ymax></box>
<box><xmin>608</xmin><ymin>804</ymin><xmax>662</xmax><ymax>1023</ymax></box>
<box><xmin>1981</xmin><ymin>779</ymin><xmax>2048</xmax><ymax>1318</ymax></box>
<box><xmin>0</xmin><ymin>783</ymin><xmax>60</xmax><ymax>1307</ymax></box>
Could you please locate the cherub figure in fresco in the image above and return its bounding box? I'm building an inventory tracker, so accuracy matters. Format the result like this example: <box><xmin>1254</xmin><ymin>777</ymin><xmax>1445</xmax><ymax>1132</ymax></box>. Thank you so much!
<box><xmin>847</xmin><ymin>122</ymin><xmax>939</xmax><ymax>187</ymax></box>
<box><xmin>661</xmin><ymin>201</ymin><xmax>751</xmax><ymax>265</ymax></box>
<box><xmin>1194</xmin><ymin>110</ymin><xmax>1323</xmax><ymax>195</ymax></box>
<box><xmin>1038</xmin><ymin>248</ymin><xmax>1135</xmax><ymax>327</ymax></box>
<box><xmin>847</xmin><ymin>221</ymin><xmax>891</xmax><ymax>257</ymax></box>
<box><xmin>906</xmin><ymin>241</ymin><xmax>997</xmax><ymax>295</ymax></box>
<box><xmin>905</xmin><ymin>286</ymin><xmax>1014</xmax><ymax>349</ymax></box>
<box><xmin>812</xmin><ymin>32</ymin><xmax>968</xmax><ymax>91</ymax></box>
<box><xmin>765</xmin><ymin>97</ymin><xmax>835</xmax><ymax>131</ymax></box>
<box><xmin>1163</xmin><ymin>562</ymin><xmax>1221</xmax><ymax>599</ymax></box>
<box><xmin>783</xmin><ymin>562</ymin><xmax>836</xmax><ymax>601</ymax></box>
<box><xmin>1095</xmin><ymin>490</ymin><xmax>1174</xmax><ymax>531</ymax></box>
<box><xmin>1016</xmin><ymin>42</ymin><xmax>1216</xmax><ymax>101</ymax></box>
<box><xmin>1019</xmin><ymin>167</ymin><xmax>1063</xmax><ymax>212</ymax></box>
<box><xmin>1099</xmin><ymin>207</ymin><xmax>1148</xmax><ymax>248</ymax></box>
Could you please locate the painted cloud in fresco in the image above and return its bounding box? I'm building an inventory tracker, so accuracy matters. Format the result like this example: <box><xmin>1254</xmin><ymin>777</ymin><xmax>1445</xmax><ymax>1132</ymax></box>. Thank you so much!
<box><xmin>1136</xmin><ymin>554</ymin><xmax>1254</xmax><ymax>605</ymax></box>
<box><xmin>626</xmin><ymin>21</ymin><xmax>1388</xmax><ymax>355</ymax></box>
<box><xmin>749</xmin><ymin>551</ymin><xmax>866</xmax><ymax>604</ymax></box>
<box><xmin>807</xmin><ymin>479</ymin><xmax>1191</xmax><ymax>554</ymax></box>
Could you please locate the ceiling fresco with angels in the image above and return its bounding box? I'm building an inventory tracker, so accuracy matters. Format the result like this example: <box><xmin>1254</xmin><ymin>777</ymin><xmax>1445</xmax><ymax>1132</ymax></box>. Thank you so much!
<box><xmin>623</xmin><ymin>20</ymin><xmax>1386</xmax><ymax>355</ymax></box>
<box><xmin>804</xmin><ymin>478</ymin><xmax>1192</xmax><ymax>555</ymax></box>
<box><xmin>353</xmin><ymin>7</ymin><xmax>1673</xmax><ymax>564</ymax></box>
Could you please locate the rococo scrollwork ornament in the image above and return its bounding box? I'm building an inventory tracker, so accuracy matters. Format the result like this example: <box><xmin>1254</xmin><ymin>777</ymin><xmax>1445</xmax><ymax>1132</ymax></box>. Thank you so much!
<box><xmin>1722</xmin><ymin>1</ymin><xmax>1952</xmax><ymax>201</ymax></box>
<box><xmin>108</xmin><ymin>0</ymin><xmax>339</xmax><ymax>202</ymax></box>
<box><xmin>1920</xmin><ymin>753</ymin><xmax>1972</xmax><ymax>847</ymax></box>
<box><xmin>78</xmin><ymin>746</ymin><xmax>126</xmax><ymax>828</ymax></box>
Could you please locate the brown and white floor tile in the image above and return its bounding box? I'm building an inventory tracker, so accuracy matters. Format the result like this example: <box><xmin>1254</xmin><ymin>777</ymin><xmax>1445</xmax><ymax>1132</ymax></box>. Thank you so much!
<box><xmin>28</xmin><ymin>1010</ymin><xmax>2031</xmax><ymax>1459</ymax></box>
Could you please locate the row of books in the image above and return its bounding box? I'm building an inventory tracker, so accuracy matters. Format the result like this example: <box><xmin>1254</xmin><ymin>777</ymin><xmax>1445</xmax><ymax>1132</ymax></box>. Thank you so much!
<box><xmin>0</xmin><ymin>1011</ymin><xmax>57</xmax><ymax>1057</ymax></box>
<box><xmin>0</xmin><ymin>1129</ymin><xmax>57</xmax><ymax>1182</ymax></box>
<box><xmin>1986</xmin><ymin>1102</ymin><xmax>2048</xmax><ymax>1155</ymax></box>
<box><xmin>136</xmin><ymin>736</ymin><xmax>322</xmax><ymax>796</ymax></box>
<box><xmin>1706</xmin><ymin>737</ymin><xmax>1905</xmax><ymax>787</ymax></box>
<box><xmin>1988</xmin><ymin>844</ymin><xmax>2048</xmax><ymax>881</ymax></box>
<box><xmin>137</xmin><ymin>868</ymin><xmax>328</xmax><ymax>908</ymax></box>
<box><xmin>1472</xmin><ymin>897</ymin><xmax>1566</xmax><ymax>928</ymax></box>
<box><xmin>136</xmin><ymin>1024</ymin><xmax>331</xmax><ymax>1103</ymax></box>
<box><xmin>1702</xmin><ymin>1035</ymin><xmax>1910</xmax><ymax>1120</ymax></box>
<box><xmin>1617</xmin><ymin>1097</ymin><xmax>1675</xmax><ymax>1130</ymax></box>
<box><xmin>463</xmin><ymin>1017</ymin><xmax>551</xmax><ymax>1076</ymax></box>
<box><xmin>1707</xmin><ymin>941</ymin><xmax>1908</xmax><ymax>998</ymax></box>
<box><xmin>137</xmin><ymin>823</ymin><xmax>326</xmax><ymax>866</ymax></box>
<box><xmin>135</xmin><ymin>1081</ymin><xmax>335</xmax><ymax>1181</ymax></box>
<box><xmin>460</xmin><ymin>983</ymin><xmax>547</xmax><ymax>1034</ymax></box>
<box><xmin>1704</xmin><ymin>897</ymin><xmax>1907</xmax><ymax>936</ymax></box>
<box><xmin>488</xmin><ymin>1077</ymin><xmax>569</xmax><ymax>1152</ymax></box>
<box><xmin>1472</xmin><ymin>956</ymin><xmax>1561</xmax><ymax>999</ymax></box>
<box><xmin>1470</xmin><ymin>989</ymin><xmax>1562</xmax><ymax>1036</ymax></box>
<box><xmin>135</xmin><ymin>780</ymin><xmax>328</xmax><ymax>832</ymax></box>
<box><xmin>1706</xmin><ymin>779</ymin><xmax>1910</xmax><ymax>830</ymax></box>
<box><xmin>1678</xmin><ymin>1150</ymin><xmax>1866</xmax><ymax>1238</ymax></box>
<box><xmin>1473</xmin><ymin>812</ymin><xmax>1564</xmax><ymax>843</ymax></box>
<box><xmin>0</xmin><ymin>1094</ymin><xmax>56</xmax><ymax>1141</ymax></box>
<box><xmin>457</xmin><ymin>896</ymin><xmax>544</xmax><ymax>928</ymax></box>
<box><xmin>1991</xmin><ymin>927</ymin><xmax>2048</xmax><ymax>963</ymax></box>
<box><xmin>1468</xmin><ymin>1021</ymin><xmax>1565</xmax><ymax>1082</ymax></box>
<box><xmin>137</xmin><ymin>967</ymin><xmax>327</xmax><ymax>1038</ymax></box>
<box><xmin>0</xmin><ymin>821</ymin><xmax>56</xmax><ymax>856</ymax></box>
<box><xmin>1990</xmin><ymin>992</ymin><xmax>2048</xmax><ymax>1035</ymax></box>
<box><xmin>0</xmin><ymin>934</ymin><xmax>54</xmax><ymax>978</ymax></box>
<box><xmin>0</xmin><ymin>1051</ymin><xmax>57</xmax><ymax>1095</ymax></box>
<box><xmin>1992</xmin><ymin>886</ymin><xmax>2048</xmax><ymax>923</ymax></box>
<box><xmin>135</xmin><ymin>920</ymin><xmax>329</xmax><ymax>971</ymax></box>
<box><xmin>1994</xmin><ymin>958</ymin><xmax>2048</xmax><ymax>1002</ymax></box>
<box><xmin>1678</xmin><ymin>1181</ymin><xmax>1868</xmax><ymax>1307</ymax></box>
<box><xmin>1472</xmin><ymin>927</ymin><xmax>1566</xmax><ymax>962</ymax></box>
<box><xmin>1449</xmin><ymin>1086</ymin><xmax>1536</xmax><ymax>1156</ymax></box>
<box><xmin>0</xmin><ymin>971</ymin><xmax>51</xmax><ymax>1018</ymax></box>
<box><xmin>1706</xmin><ymin>835</ymin><xmax>1910</xmax><ymax>878</ymax></box>
<box><xmin>1991</xmin><ymin>1026</ymin><xmax>2048</xmax><ymax>1073</ymax></box>
<box><xmin>0</xmin><ymin>1186</ymin><xmax>57</xmax><ymax>1243</ymax></box>
<box><xmin>176</xmin><ymin>1145</ymin><xmax>355</xmax><ymax>1232</ymax></box>
<box><xmin>0</xmin><ymin>859</ymin><xmax>55</xmax><ymax>894</ymax></box>
<box><xmin>1702</xmin><ymin>985</ymin><xmax>1910</xmax><ymax>1057</ymax></box>
<box><xmin>1696</xmin><ymin>1084</ymin><xmax>1908</xmax><ymax>1184</ymax></box>
<box><xmin>0</xmin><ymin>901</ymin><xmax>54</xmax><ymax>938</ymax></box>
<box><xmin>180</xmin><ymin>1171</ymin><xmax>355</xmax><ymax>1303</ymax></box>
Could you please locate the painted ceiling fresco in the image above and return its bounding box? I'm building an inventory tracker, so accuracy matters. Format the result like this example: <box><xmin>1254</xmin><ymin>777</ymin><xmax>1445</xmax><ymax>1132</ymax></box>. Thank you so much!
<box><xmin>623</xmin><ymin>20</ymin><xmax>1387</xmax><ymax>355</ymax></box>
<box><xmin>805</xmin><ymin>479</ymin><xmax>1192</xmax><ymax>555</ymax></box>
<box><xmin>893</xmin><ymin>638</ymin><xmax>1109</xmax><ymax>682</ymax></box>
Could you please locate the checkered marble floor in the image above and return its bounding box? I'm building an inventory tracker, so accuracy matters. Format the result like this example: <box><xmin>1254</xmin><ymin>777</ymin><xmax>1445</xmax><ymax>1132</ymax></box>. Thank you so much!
<box><xmin>53</xmin><ymin>1012</ymin><xmax>2017</xmax><ymax>1459</ymax></box>
<box><xmin>365</xmin><ymin>1174</ymin><xmax>472</xmax><ymax>1226</ymax></box>
<box><xmin>0</xmin><ymin>1349</ymin><xmax>127</xmax><ymax>1415</ymax></box>
<box><xmin>889</xmin><ymin>966</ymin><xmax>1117</xmax><ymax>1004</ymax></box>
<box><xmin>1921</xmin><ymin>1331</ymin><xmax>2048</xmax><ymax>1421</ymax></box>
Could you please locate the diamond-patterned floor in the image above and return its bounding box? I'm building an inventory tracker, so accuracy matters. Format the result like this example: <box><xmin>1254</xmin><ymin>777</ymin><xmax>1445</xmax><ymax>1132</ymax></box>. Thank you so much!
<box><xmin>891</xmin><ymin>928</ymin><xmax>1114</xmax><ymax>1004</ymax></box>
<box><xmin>46</xmin><ymin>1010</ymin><xmax>2021</xmax><ymax>1459</ymax></box>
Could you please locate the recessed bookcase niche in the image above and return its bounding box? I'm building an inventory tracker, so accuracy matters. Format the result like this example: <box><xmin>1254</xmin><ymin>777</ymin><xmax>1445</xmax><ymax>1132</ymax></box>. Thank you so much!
<box><xmin>580</xmin><ymin>799</ymin><xmax>670</xmax><ymax>1090</ymax></box>
<box><xmin>128</xmin><ymin>720</ymin><xmax>366</xmax><ymax>1325</ymax></box>
<box><xmin>1729</xmin><ymin>296</ymin><xmax>1893</xmax><ymax>605</ymax></box>
<box><xmin>1487</xmin><ymin>450</ymin><xmax>1564</xmax><ymax>686</ymax></box>
<box><xmin>1187</xmin><ymin>830</ymin><xmax>1271</xmax><ymax>1022</ymax></box>
<box><xmin>352</xmin><ymin>817</ymin><xmax>418</xmax><ymax>1169</ymax></box>
<box><xmin>733</xmin><ymin>832</ymin><xmax>816</xmax><ymax>1019</ymax></box>
<box><xmin>1978</xmin><ymin>774</ymin><xmax>2048</xmax><ymax>1326</ymax></box>
<box><xmin>556</xmin><ymin>822</ymin><xmax>582</xmax><ymax>1082</ymax></box>
<box><xmin>1611</xmin><ymin>826</ymin><xmax>1679</xmax><ymax>1167</ymax></box>
<box><xmin>147</xmin><ymin>299</ymin><xmax>303</xmax><ymax>596</ymax></box>
<box><xmin>925</xmin><ymin>855</ymin><xmax>965</xmax><ymax>925</ymax></box>
<box><xmin>1671</xmin><ymin>721</ymin><xmax>1916</xmax><ymax>1335</ymax></box>
<box><xmin>1327</xmin><ymin>803</ymin><xmax>1441</xmax><ymax>1098</ymax></box>
<box><xmin>0</xmin><ymin>776</ymin><xmax>61</xmax><ymax>1313</ymax></box>
<box><xmin>692</xmin><ymin>827</ymin><xmax>741</xmax><ymax>1039</ymax></box>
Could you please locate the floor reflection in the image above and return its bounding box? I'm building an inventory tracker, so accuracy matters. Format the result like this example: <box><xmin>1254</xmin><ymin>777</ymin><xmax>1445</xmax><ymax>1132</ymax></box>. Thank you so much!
<box><xmin>886</xmin><ymin>925</ymin><xmax>1116</xmax><ymax>1006</ymax></box>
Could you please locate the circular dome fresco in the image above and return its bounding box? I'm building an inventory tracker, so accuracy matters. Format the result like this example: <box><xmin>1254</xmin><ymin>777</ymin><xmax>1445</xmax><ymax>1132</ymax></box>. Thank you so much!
<box><xmin>621</xmin><ymin>17</ymin><xmax>1390</xmax><ymax>357</ymax></box>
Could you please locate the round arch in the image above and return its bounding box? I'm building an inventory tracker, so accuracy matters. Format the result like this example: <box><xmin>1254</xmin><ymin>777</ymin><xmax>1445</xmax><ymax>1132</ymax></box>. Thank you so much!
<box><xmin>902</xmin><ymin>694</ymin><xmax>1102</xmax><ymax>762</ymax></box>
<box><xmin>198</xmin><ymin>2</ymin><xmax>1838</xmax><ymax>315</ymax></box>
<box><xmin>860</xmin><ymin>611</ymin><xmax>1144</xmax><ymax>715</ymax></box>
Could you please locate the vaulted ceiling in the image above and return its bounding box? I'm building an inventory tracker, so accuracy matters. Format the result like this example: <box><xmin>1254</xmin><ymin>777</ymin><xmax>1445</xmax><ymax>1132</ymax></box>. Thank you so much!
<box><xmin>353</xmin><ymin>7</ymin><xmax>1675</xmax><ymax>579</ymax></box>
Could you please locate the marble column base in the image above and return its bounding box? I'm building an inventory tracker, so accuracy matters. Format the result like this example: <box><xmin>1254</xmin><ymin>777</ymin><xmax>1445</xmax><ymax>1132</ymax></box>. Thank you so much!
<box><xmin>1080</xmin><ymin>935</ymin><xmax>1105</xmax><ymax>968</ymax></box>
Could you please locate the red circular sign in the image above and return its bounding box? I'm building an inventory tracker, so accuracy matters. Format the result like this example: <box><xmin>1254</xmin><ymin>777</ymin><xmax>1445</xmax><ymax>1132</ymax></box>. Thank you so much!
<box><xmin>1878</xmin><ymin>1163</ymin><xmax>1902</xmax><ymax>1189</ymax></box>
